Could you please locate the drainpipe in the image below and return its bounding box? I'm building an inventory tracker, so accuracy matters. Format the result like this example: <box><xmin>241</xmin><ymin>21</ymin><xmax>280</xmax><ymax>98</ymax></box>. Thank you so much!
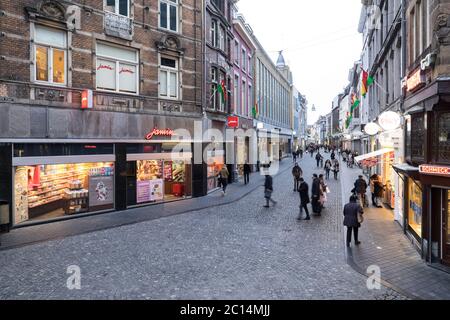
<box><xmin>400</xmin><ymin>0</ymin><xmax>407</xmax><ymax>113</ymax></box>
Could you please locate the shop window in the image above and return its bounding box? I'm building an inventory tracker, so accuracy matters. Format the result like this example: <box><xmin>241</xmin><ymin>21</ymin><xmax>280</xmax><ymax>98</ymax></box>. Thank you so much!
<box><xmin>159</xmin><ymin>0</ymin><xmax>179</xmax><ymax>32</ymax></box>
<box><xmin>105</xmin><ymin>0</ymin><xmax>129</xmax><ymax>17</ymax></box>
<box><xmin>14</xmin><ymin>163</ymin><xmax>115</xmax><ymax>224</ymax></box>
<box><xmin>34</xmin><ymin>25</ymin><xmax>67</xmax><ymax>85</ymax></box>
<box><xmin>408</xmin><ymin>178</ymin><xmax>422</xmax><ymax>238</ymax></box>
<box><xmin>96</xmin><ymin>42</ymin><xmax>138</xmax><ymax>94</ymax></box>
<box><xmin>435</xmin><ymin>112</ymin><xmax>450</xmax><ymax>163</ymax></box>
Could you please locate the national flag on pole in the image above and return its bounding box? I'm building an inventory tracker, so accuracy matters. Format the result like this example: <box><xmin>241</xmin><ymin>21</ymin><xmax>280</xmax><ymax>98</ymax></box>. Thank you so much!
<box><xmin>252</xmin><ymin>102</ymin><xmax>259</xmax><ymax>118</ymax></box>
<box><xmin>351</xmin><ymin>93</ymin><xmax>360</xmax><ymax>112</ymax></box>
<box><xmin>217</xmin><ymin>80</ymin><xmax>227</xmax><ymax>103</ymax></box>
<box><xmin>361</xmin><ymin>68</ymin><xmax>374</xmax><ymax>97</ymax></box>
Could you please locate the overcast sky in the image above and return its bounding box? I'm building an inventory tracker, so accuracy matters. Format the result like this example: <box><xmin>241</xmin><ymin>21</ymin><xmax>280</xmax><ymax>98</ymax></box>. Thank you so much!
<box><xmin>237</xmin><ymin>0</ymin><xmax>363</xmax><ymax>124</ymax></box>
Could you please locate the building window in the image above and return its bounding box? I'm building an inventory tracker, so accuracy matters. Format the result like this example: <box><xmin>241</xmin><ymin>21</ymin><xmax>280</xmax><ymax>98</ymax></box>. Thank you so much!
<box><xmin>105</xmin><ymin>0</ymin><xmax>129</xmax><ymax>17</ymax></box>
<box><xmin>408</xmin><ymin>178</ymin><xmax>422</xmax><ymax>238</ymax></box>
<box><xmin>34</xmin><ymin>25</ymin><xmax>67</xmax><ymax>85</ymax></box>
<box><xmin>411</xmin><ymin>113</ymin><xmax>425</xmax><ymax>160</ymax></box>
<box><xmin>212</xmin><ymin>0</ymin><xmax>224</xmax><ymax>13</ymax></box>
<box><xmin>219</xmin><ymin>26</ymin><xmax>225</xmax><ymax>51</ymax></box>
<box><xmin>210</xmin><ymin>67</ymin><xmax>217</xmax><ymax>109</ymax></box>
<box><xmin>435</xmin><ymin>111</ymin><xmax>450</xmax><ymax>163</ymax></box>
<box><xmin>234</xmin><ymin>74</ymin><xmax>239</xmax><ymax>114</ymax></box>
<box><xmin>234</xmin><ymin>40</ymin><xmax>239</xmax><ymax>65</ymax></box>
<box><xmin>159</xmin><ymin>56</ymin><xmax>179</xmax><ymax>99</ymax></box>
<box><xmin>96</xmin><ymin>42</ymin><xmax>138</xmax><ymax>94</ymax></box>
<box><xmin>159</xmin><ymin>0</ymin><xmax>178</xmax><ymax>32</ymax></box>
<box><xmin>219</xmin><ymin>71</ymin><xmax>226</xmax><ymax>112</ymax></box>
<box><xmin>248</xmin><ymin>84</ymin><xmax>252</xmax><ymax>118</ymax></box>
<box><xmin>241</xmin><ymin>79</ymin><xmax>246</xmax><ymax>117</ymax></box>
<box><xmin>248</xmin><ymin>54</ymin><xmax>253</xmax><ymax>75</ymax></box>
<box><xmin>211</xmin><ymin>20</ymin><xmax>217</xmax><ymax>47</ymax></box>
<box><xmin>242</xmin><ymin>48</ymin><xmax>247</xmax><ymax>72</ymax></box>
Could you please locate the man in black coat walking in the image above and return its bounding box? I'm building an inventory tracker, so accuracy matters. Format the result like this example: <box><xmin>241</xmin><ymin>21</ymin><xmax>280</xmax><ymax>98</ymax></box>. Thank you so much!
<box><xmin>297</xmin><ymin>178</ymin><xmax>310</xmax><ymax>220</ymax></box>
<box><xmin>343</xmin><ymin>195</ymin><xmax>364</xmax><ymax>247</ymax></box>
<box><xmin>243</xmin><ymin>161</ymin><xmax>251</xmax><ymax>185</ymax></box>
<box><xmin>263</xmin><ymin>174</ymin><xmax>277</xmax><ymax>208</ymax></box>
<box><xmin>311</xmin><ymin>174</ymin><xmax>322</xmax><ymax>215</ymax></box>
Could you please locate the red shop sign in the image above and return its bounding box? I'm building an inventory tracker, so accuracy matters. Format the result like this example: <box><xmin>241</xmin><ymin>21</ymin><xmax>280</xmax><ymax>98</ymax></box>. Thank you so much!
<box><xmin>227</xmin><ymin>116</ymin><xmax>239</xmax><ymax>128</ymax></box>
<box><xmin>419</xmin><ymin>165</ymin><xmax>450</xmax><ymax>177</ymax></box>
<box><xmin>145</xmin><ymin>128</ymin><xmax>174</xmax><ymax>140</ymax></box>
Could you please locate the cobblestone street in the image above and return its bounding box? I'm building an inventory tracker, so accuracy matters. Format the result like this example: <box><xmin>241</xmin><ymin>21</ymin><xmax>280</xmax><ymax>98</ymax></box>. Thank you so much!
<box><xmin>0</xmin><ymin>154</ymin><xmax>407</xmax><ymax>300</ymax></box>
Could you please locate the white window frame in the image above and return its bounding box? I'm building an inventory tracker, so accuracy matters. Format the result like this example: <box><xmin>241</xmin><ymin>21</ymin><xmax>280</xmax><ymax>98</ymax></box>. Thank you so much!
<box><xmin>248</xmin><ymin>54</ymin><xmax>252</xmax><ymax>76</ymax></box>
<box><xmin>219</xmin><ymin>25</ymin><xmax>225</xmax><ymax>51</ymax></box>
<box><xmin>211</xmin><ymin>20</ymin><xmax>217</xmax><ymax>47</ymax></box>
<box><xmin>218</xmin><ymin>71</ymin><xmax>226</xmax><ymax>112</ymax></box>
<box><xmin>105</xmin><ymin>0</ymin><xmax>130</xmax><ymax>17</ymax></box>
<box><xmin>159</xmin><ymin>0</ymin><xmax>179</xmax><ymax>33</ymax></box>
<box><xmin>242</xmin><ymin>48</ymin><xmax>247</xmax><ymax>72</ymax></box>
<box><xmin>241</xmin><ymin>78</ymin><xmax>246</xmax><ymax>117</ymax></box>
<box><xmin>234</xmin><ymin>73</ymin><xmax>240</xmax><ymax>115</ymax></box>
<box><xmin>33</xmin><ymin>26</ymin><xmax>67</xmax><ymax>86</ymax></box>
<box><xmin>234</xmin><ymin>40</ymin><xmax>240</xmax><ymax>66</ymax></box>
<box><xmin>95</xmin><ymin>42</ymin><xmax>139</xmax><ymax>95</ymax></box>
<box><xmin>159</xmin><ymin>56</ymin><xmax>179</xmax><ymax>100</ymax></box>
<box><xmin>248</xmin><ymin>83</ymin><xmax>252</xmax><ymax>118</ymax></box>
<box><xmin>211</xmin><ymin>67</ymin><xmax>218</xmax><ymax>110</ymax></box>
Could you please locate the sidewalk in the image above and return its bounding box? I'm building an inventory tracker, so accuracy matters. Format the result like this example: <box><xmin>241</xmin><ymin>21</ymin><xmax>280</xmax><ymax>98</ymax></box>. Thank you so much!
<box><xmin>340</xmin><ymin>159</ymin><xmax>450</xmax><ymax>300</ymax></box>
<box><xmin>0</xmin><ymin>160</ymin><xmax>292</xmax><ymax>251</ymax></box>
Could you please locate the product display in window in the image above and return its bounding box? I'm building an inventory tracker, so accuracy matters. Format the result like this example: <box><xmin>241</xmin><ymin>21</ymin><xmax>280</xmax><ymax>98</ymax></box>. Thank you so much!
<box><xmin>14</xmin><ymin>162</ymin><xmax>115</xmax><ymax>224</ymax></box>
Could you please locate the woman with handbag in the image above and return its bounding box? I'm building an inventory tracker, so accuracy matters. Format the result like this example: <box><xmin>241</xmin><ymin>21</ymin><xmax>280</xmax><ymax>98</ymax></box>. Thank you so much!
<box><xmin>343</xmin><ymin>195</ymin><xmax>364</xmax><ymax>247</ymax></box>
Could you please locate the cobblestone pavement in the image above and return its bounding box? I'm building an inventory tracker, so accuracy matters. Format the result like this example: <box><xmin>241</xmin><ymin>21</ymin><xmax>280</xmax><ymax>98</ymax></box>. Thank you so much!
<box><xmin>0</xmin><ymin>153</ymin><xmax>407</xmax><ymax>300</ymax></box>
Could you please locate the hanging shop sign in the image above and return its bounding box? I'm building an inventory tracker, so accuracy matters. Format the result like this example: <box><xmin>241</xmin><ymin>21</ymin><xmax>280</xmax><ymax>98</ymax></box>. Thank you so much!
<box><xmin>419</xmin><ymin>165</ymin><xmax>450</xmax><ymax>177</ymax></box>
<box><xmin>406</xmin><ymin>69</ymin><xmax>426</xmax><ymax>92</ymax></box>
<box><xmin>145</xmin><ymin>128</ymin><xmax>174</xmax><ymax>140</ymax></box>
<box><xmin>364</xmin><ymin>122</ymin><xmax>381</xmax><ymax>136</ymax></box>
<box><xmin>378</xmin><ymin>111</ymin><xmax>401</xmax><ymax>131</ymax></box>
<box><xmin>227</xmin><ymin>116</ymin><xmax>239</xmax><ymax>128</ymax></box>
<box><xmin>81</xmin><ymin>89</ymin><xmax>93</xmax><ymax>109</ymax></box>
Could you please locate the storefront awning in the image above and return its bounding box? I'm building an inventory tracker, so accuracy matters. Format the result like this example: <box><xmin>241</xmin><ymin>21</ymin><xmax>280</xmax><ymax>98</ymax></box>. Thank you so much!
<box><xmin>354</xmin><ymin>148</ymin><xmax>394</xmax><ymax>163</ymax></box>
<box><xmin>391</xmin><ymin>163</ymin><xmax>421</xmax><ymax>182</ymax></box>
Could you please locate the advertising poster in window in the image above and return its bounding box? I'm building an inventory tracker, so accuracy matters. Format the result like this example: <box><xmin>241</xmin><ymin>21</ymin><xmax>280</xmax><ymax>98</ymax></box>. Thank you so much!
<box><xmin>137</xmin><ymin>160</ymin><xmax>162</xmax><ymax>181</ymax></box>
<box><xmin>150</xmin><ymin>179</ymin><xmax>164</xmax><ymax>201</ymax></box>
<box><xmin>164</xmin><ymin>161</ymin><xmax>173</xmax><ymax>182</ymax></box>
<box><xmin>88</xmin><ymin>175</ymin><xmax>114</xmax><ymax>208</ymax></box>
<box><xmin>96</xmin><ymin>59</ymin><xmax>116</xmax><ymax>90</ymax></box>
<box><xmin>137</xmin><ymin>180</ymin><xmax>151</xmax><ymax>204</ymax></box>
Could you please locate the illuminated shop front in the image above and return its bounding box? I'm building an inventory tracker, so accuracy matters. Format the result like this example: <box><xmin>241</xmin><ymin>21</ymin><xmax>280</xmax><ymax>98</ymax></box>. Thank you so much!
<box><xmin>206</xmin><ymin>144</ymin><xmax>225</xmax><ymax>193</ymax></box>
<box><xmin>125</xmin><ymin>143</ymin><xmax>192</xmax><ymax>206</ymax></box>
<box><xmin>407</xmin><ymin>177</ymin><xmax>422</xmax><ymax>239</ymax></box>
<box><xmin>12</xmin><ymin>143</ymin><xmax>115</xmax><ymax>225</ymax></box>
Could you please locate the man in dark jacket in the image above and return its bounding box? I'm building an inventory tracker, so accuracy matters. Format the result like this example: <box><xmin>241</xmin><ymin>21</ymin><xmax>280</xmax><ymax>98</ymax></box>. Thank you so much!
<box><xmin>264</xmin><ymin>174</ymin><xmax>277</xmax><ymax>208</ymax></box>
<box><xmin>297</xmin><ymin>178</ymin><xmax>310</xmax><ymax>220</ymax></box>
<box><xmin>311</xmin><ymin>174</ymin><xmax>322</xmax><ymax>215</ymax></box>
<box><xmin>343</xmin><ymin>195</ymin><xmax>364</xmax><ymax>247</ymax></box>
<box><xmin>315</xmin><ymin>152</ymin><xmax>323</xmax><ymax>168</ymax></box>
<box><xmin>243</xmin><ymin>161</ymin><xmax>251</xmax><ymax>185</ymax></box>
<box><xmin>292</xmin><ymin>163</ymin><xmax>303</xmax><ymax>191</ymax></box>
<box><xmin>354</xmin><ymin>175</ymin><xmax>368</xmax><ymax>207</ymax></box>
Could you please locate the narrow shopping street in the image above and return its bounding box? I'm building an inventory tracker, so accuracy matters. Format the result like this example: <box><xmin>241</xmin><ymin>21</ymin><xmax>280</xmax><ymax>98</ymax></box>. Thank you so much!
<box><xmin>0</xmin><ymin>153</ymin><xmax>408</xmax><ymax>300</ymax></box>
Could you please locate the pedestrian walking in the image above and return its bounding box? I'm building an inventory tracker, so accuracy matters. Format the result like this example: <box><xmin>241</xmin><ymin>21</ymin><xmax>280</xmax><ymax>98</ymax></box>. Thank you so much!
<box><xmin>373</xmin><ymin>177</ymin><xmax>385</xmax><ymax>208</ymax></box>
<box><xmin>370</xmin><ymin>174</ymin><xmax>378</xmax><ymax>206</ymax></box>
<box><xmin>218</xmin><ymin>166</ymin><xmax>229</xmax><ymax>195</ymax></box>
<box><xmin>315</xmin><ymin>152</ymin><xmax>322</xmax><ymax>168</ymax></box>
<box><xmin>299</xmin><ymin>148</ymin><xmax>303</xmax><ymax>159</ymax></box>
<box><xmin>297</xmin><ymin>178</ymin><xmax>311</xmax><ymax>221</ymax></box>
<box><xmin>292</xmin><ymin>151</ymin><xmax>298</xmax><ymax>163</ymax></box>
<box><xmin>263</xmin><ymin>174</ymin><xmax>277</xmax><ymax>208</ymax></box>
<box><xmin>243</xmin><ymin>161</ymin><xmax>251</xmax><ymax>185</ymax></box>
<box><xmin>319</xmin><ymin>174</ymin><xmax>328</xmax><ymax>209</ymax></box>
<box><xmin>332</xmin><ymin>160</ymin><xmax>340</xmax><ymax>180</ymax></box>
<box><xmin>311</xmin><ymin>174</ymin><xmax>322</xmax><ymax>215</ymax></box>
<box><xmin>324</xmin><ymin>159</ymin><xmax>332</xmax><ymax>180</ymax></box>
<box><xmin>343</xmin><ymin>195</ymin><xmax>364</xmax><ymax>247</ymax></box>
<box><xmin>354</xmin><ymin>175</ymin><xmax>368</xmax><ymax>207</ymax></box>
<box><xmin>292</xmin><ymin>163</ymin><xmax>303</xmax><ymax>191</ymax></box>
<box><xmin>331</xmin><ymin>151</ymin><xmax>336</xmax><ymax>161</ymax></box>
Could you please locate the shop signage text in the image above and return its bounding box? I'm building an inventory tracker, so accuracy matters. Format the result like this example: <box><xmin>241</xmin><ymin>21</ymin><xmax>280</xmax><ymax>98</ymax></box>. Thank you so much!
<box><xmin>419</xmin><ymin>165</ymin><xmax>450</xmax><ymax>177</ymax></box>
<box><xmin>227</xmin><ymin>116</ymin><xmax>239</xmax><ymax>128</ymax></box>
<box><xmin>407</xmin><ymin>69</ymin><xmax>425</xmax><ymax>92</ymax></box>
<box><xmin>378</xmin><ymin>111</ymin><xmax>401</xmax><ymax>131</ymax></box>
<box><xmin>145</xmin><ymin>128</ymin><xmax>174</xmax><ymax>140</ymax></box>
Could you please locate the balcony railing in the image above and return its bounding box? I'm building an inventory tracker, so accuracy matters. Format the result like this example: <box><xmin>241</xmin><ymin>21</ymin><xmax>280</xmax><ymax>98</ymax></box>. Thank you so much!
<box><xmin>104</xmin><ymin>11</ymin><xmax>133</xmax><ymax>40</ymax></box>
